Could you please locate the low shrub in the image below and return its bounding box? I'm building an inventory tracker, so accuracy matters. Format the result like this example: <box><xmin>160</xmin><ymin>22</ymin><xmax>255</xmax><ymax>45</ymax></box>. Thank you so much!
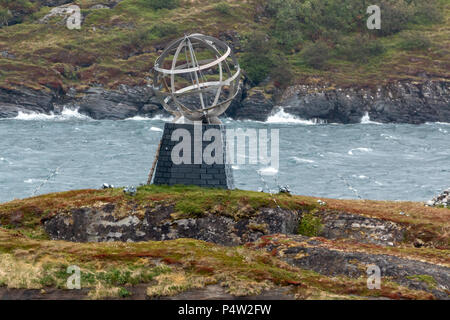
<box><xmin>399</xmin><ymin>32</ymin><xmax>432</xmax><ymax>51</ymax></box>
<box><xmin>141</xmin><ymin>0</ymin><xmax>179</xmax><ymax>10</ymax></box>
<box><xmin>336</xmin><ymin>35</ymin><xmax>385</xmax><ymax>63</ymax></box>
<box><xmin>300</xmin><ymin>41</ymin><xmax>331</xmax><ymax>69</ymax></box>
<box><xmin>214</xmin><ymin>2</ymin><xmax>232</xmax><ymax>15</ymax></box>
<box><xmin>298</xmin><ymin>213</ymin><xmax>323</xmax><ymax>237</ymax></box>
<box><xmin>150</xmin><ymin>23</ymin><xmax>178</xmax><ymax>38</ymax></box>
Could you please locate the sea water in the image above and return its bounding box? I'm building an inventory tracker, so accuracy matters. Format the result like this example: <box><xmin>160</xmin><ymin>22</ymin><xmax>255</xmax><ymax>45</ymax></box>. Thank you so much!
<box><xmin>0</xmin><ymin>108</ymin><xmax>449</xmax><ymax>203</ymax></box>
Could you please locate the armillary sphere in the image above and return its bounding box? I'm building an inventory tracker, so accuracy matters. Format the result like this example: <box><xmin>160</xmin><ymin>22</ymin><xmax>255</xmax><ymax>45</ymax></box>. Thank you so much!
<box><xmin>152</xmin><ymin>33</ymin><xmax>241</xmax><ymax>124</ymax></box>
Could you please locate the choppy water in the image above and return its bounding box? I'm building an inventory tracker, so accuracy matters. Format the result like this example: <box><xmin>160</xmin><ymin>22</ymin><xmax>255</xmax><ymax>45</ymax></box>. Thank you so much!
<box><xmin>0</xmin><ymin>109</ymin><xmax>449</xmax><ymax>203</ymax></box>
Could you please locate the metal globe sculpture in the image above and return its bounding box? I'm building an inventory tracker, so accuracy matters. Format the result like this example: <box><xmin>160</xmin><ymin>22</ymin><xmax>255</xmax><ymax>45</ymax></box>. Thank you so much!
<box><xmin>152</xmin><ymin>33</ymin><xmax>241</xmax><ymax>124</ymax></box>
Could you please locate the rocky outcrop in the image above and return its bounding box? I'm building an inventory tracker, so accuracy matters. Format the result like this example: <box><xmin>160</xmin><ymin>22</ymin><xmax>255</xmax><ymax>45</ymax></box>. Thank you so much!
<box><xmin>75</xmin><ymin>85</ymin><xmax>170</xmax><ymax>119</ymax></box>
<box><xmin>43</xmin><ymin>204</ymin><xmax>300</xmax><ymax>245</ymax></box>
<box><xmin>0</xmin><ymin>80</ymin><xmax>448</xmax><ymax>123</ymax></box>
<box><xmin>38</xmin><ymin>4</ymin><xmax>82</xmax><ymax>25</ymax></box>
<box><xmin>281</xmin><ymin>81</ymin><xmax>450</xmax><ymax>124</ymax></box>
<box><xmin>317</xmin><ymin>211</ymin><xmax>406</xmax><ymax>246</ymax></box>
<box><xmin>0</xmin><ymin>86</ymin><xmax>55</xmax><ymax>117</ymax></box>
<box><xmin>253</xmin><ymin>235</ymin><xmax>450</xmax><ymax>300</ymax></box>
<box><xmin>426</xmin><ymin>188</ymin><xmax>450</xmax><ymax>208</ymax></box>
<box><xmin>228</xmin><ymin>88</ymin><xmax>274</xmax><ymax>122</ymax></box>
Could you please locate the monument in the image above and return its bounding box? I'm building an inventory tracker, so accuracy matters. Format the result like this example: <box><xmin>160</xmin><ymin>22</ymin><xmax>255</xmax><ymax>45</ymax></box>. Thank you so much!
<box><xmin>148</xmin><ymin>34</ymin><xmax>241</xmax><ymax>189</ymax></box>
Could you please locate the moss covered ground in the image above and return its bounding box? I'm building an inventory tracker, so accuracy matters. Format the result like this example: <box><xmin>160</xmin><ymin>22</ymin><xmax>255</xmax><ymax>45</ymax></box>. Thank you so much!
<box><xmin>0</xmin><ymin>186</ymin><xmax>448</xmax><ymax>299</ymax></box>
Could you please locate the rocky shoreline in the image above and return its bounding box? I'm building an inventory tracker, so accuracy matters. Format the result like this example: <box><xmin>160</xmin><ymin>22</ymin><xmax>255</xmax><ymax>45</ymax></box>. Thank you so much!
<box><xmin>0</xmin><ymin>79</ymin><xmax>449</xmax><ymax>124</ymax></box>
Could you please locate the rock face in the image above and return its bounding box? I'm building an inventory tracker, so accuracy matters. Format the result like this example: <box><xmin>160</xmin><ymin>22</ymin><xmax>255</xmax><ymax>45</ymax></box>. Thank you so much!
<box><xmin>281</xmin><ymin>81</ymin><xmax>450</xmax><ymax>124</ymax></box>
<box><xmin>0</xmin><ymin>80</ymin><xmax>448</xmax><ymax>123</ymax></box>
<box><xmin>228</xmin><ymin>88</ymin><xmax>274</xmax><ymax>122</ymax></box>
<box><xmin>255</xmin><ymin>235</ymin><xmax>450</xmax><ymax>300</ymax></box>
<box><xmin>0</xmin><ymin>86</ymin><xmax>55</xmax><ymax>117</ymax></box>
<box><xmin>43</xmin><ymin>204</ymin><xmax>300</xmax><ymax>246</ymax></box>
<box><xmin>317</xmin><ymin>211</ymin><xmax>405</xmax><ymax>246</ymax></box>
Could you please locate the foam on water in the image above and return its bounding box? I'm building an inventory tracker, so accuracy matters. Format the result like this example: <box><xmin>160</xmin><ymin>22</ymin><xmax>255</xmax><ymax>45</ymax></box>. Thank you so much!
<box><xmin>360</xmin><ymin>112</ymin><xmax>382</xmax><ymax>124</ymax></box>
<box><xmin>24</xmin><ymin>178</ymin><xmax>45</xmax><ymax>184</ymax></box>
<box><xmin>348</xmin><ymin>147</ymin><xmax>373</xmax><ymax>155</ymax></box>
<box><xmin>125</xmin><ymin>115</ymin><xmax>174</xmax><ymax>122</ymax></box>
<box><xmin>289</xmin><ymin>156</ymin><xmax>315</xmax><ymax>164</ymax></box>
<box><xmin>258</xmin><ymin>167</ymin><xmax>279</xmax><ymax>176</ymax></box>
<box><xmin>14</xmin><ymin>107</ymin><xmax>90</xmax><ymax>121</ymax></box>
<box><xmin>1</xmin><ymin>117</ymin><xmax>449</xmax><ymax>203</ymax></box>
<box><xmin>0</xmin><ymin>157</ymin><xmax>12</xmax><ymax>165</ymax></box>
<box><xmin>266</xmin><ymin>108</ymin><xmax>318</xmax><ymax>124</ymax></box>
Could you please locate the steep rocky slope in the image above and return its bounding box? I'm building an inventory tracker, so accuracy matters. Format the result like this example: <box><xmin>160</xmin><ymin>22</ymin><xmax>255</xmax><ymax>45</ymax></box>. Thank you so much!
<box><xmin>0</xmin><ymin>0</ymin><xmax>449</xmax><ymax>123</ymax></box>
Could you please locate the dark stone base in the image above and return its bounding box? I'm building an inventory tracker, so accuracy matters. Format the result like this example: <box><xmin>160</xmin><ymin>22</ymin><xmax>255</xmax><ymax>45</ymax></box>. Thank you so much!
<box><xmin>152</xmin><ymin>123</ymin><xmax>234</xmax><ymax>189</ymax></box>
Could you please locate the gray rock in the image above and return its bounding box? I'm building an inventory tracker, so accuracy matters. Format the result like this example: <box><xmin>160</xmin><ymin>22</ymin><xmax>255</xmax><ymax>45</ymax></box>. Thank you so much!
<box><xmin>230</xmin><ymin>88</ymin><xmax>274</xmax><ymax>122</ymax></box>
<box><xmin>263</xmin><ymin>235</ymin><xmax>450</xmax><ymax>299</ymax></box>
<box><xmin>43</xmin><ymin>205</ymin><xmax>300</xmax><ymax>246</ymax></box>
<box><xmin>0</xmin><ymin>103</ymin><xmax>21</xmax><ymax>118</ymax></box>
<box><xmin>427</xmin><ymin>188</ymin><xmax>450</xmax><ymax>207</ymax></box>
<box><xmin>0</xmin><ymin>86</ymin><xmax>54</xmax><ymax>114</ymax></box>
<box><xmin>317</xmin><ymin>211</ymin><xmax>406</xmax><ymax>246</ymax></box>
<box><xmin>90</xmin><ymin>5</ymin><xmax>110</xmax><ymax>9</ymax></box>
<box><xmin>280</xmin><ymin>81</ymin><xmax>450</xmax><ymax>124</ymax></box>
<box><xmin>123</xmin><ymin>185</ymin><xmax>136</xmax><ymax>196</ymax></box>
<box><xmin>0</xmin><ymin>51</ymin><xmax>15</xmax><ymax>59</ymax></box>
<box><xmin>78</xmin><ymin>98</ymin><xmax>138</xmax><ymax>120</ymax></box>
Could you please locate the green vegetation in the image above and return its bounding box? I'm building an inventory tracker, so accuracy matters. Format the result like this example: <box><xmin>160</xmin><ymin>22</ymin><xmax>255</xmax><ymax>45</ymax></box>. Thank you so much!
<box><xmin>0</xmin><ymin>0</ymin><xmax>447</xmax><ymax>91</ymax></box>
<box><xmin>406</xmin><ymin>275</ymin><xmax>438</xmax><ymax>289</ymax></box>
<box><xmin>0</xmin><ymin>185</ymin><xmax>448</xmax><ymax>247</ymax></box>
<box><xmin>0</xmin><ymin>7</ymin><xmax>12</xmax><ymax>26</ymax></box>
<box><xmin>0</xmin><ymin>227</ymin><xmax>438</xmax><ymax>299</ymax></box>
<box><xmin>297</xmin><ymin>213</ymin><xmax>323</xmax><ymax>237</ymax></box>
<box><xmin>0</xmin><ymin>186</ymin><xmax>448</xmax><ymax>299</ymax></box>
<box><xmin>214</xmin><ymin>2</ymin><xmax>232</xmax><ymax>16</ymax></box>
<box><xmin>0</xmin><ymin>185</ymin><xmax>317</xmax><ymax>234</ymax></box>
<box><xmin>399</xmin><ymin>32</ymin><xmax>432</xmax><ymax>51</ymax></box>
<box><xmin>142</xmin><ymin>0</ymin><xmax>179</xmax><ymax>10</ymax></box>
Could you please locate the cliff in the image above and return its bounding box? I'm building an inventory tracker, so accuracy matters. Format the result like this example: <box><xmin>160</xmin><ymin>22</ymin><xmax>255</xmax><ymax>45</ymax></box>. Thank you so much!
<box><xmin>0</xmin><ymin>185</ymin><xmax>448</xmax><ymax>300</ymax></box>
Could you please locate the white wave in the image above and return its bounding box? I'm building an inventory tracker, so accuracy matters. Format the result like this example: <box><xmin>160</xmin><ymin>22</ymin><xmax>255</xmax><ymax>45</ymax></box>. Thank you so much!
<box><xmin>125</xmin><ymin>115</ymin><xmax>151</xmax><ymax>121</ymax></box>
<box><xmin>24</xmin><ymin>178</ymin><xmax>45</xmax><ymax>184</ymax></box>
<box><xmin>14</xmin><ymin>107</ymin><xmax>90</xmax><ymax>121</ymax></box>
<box><xmin>15</xmin><ymin>111</ymin><xmax>56</xmax><ymax>120</ymax></box>
<box><xmin>425</xmin><ymin>121</ymin><xmax>450</xmax><ymax>126</ymax></box>
<box><xmin>232</xmin><ymin>165</ymin><xmax>240</xmax><ymax>170</ymax></box>
<box><xmin>60</xmin><ymin>108</ymin><xmax>90</xmax><ymax>119</ymax></box>
<box><xmin>126</xmin><ymin>114</ymin><xmax>174</xmax><ymax>122</ymax></box>
<box><xmin>266</xmin><ymin>108</ymin><xmax>320</xmax><ymax>125</ymax></box>
<box><xmin>150</xmin><ymin>126</ymin><xmax>163</xmax><ymax>132</ymax></box>
<box><xmin>381</xmin><ymin>133</ymin><xmax>398</xmax><ymax>140</ymax></box>
<box><xmin>348</xmin><ymin>147</ymin><xmax>373</xmax><ymax>155</ymax></box>
<box><xmin>258</xmin><ymin>166</ymin><xmax>278</xmax><ymax>176</ymax></box>
<box><xmin>352</xmin><ymin>174</ymin><xmax>368</xmax><ymax>179</ymax></box>
<box><xmin>289</xmin><ymin>156</ymin><xmax>315</xmax><ymax>164</ymax></box>
<box><xmin>360</xmin><ymin>112</ymin><xmax>381</xmax><ymax>124</ymax></box>
<box><xmin>0</xmin><ymin>157</ymin><xmax>12</xmax><ymax>164</ymax></box>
